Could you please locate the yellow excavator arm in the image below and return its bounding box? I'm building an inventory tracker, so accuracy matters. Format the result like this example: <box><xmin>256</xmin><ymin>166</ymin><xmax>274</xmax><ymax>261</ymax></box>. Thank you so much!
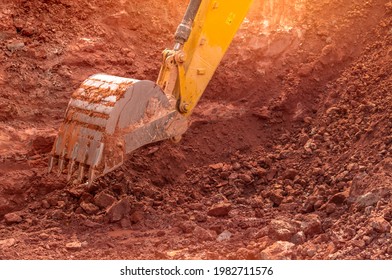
<box><xmin>49</xmin><ymin>0</ymin><xmax>254</xmax><ymax>185</ymax></box>
<box><xmin>158</xmin><ymin>0</ymin><xmax>253</xmax><ymax>115</ymax></box>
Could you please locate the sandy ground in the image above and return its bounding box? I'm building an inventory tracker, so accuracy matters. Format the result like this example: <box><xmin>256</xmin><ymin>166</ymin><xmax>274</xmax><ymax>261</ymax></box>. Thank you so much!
<box><xmin>0</xmin><ymin>0</ymin><xmax>392</xmax><ymax>259</ymax></box>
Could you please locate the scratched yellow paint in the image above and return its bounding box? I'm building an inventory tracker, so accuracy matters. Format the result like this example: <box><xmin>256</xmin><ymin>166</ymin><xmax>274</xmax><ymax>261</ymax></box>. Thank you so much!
<box><xmin>178</xmin><ymin>0</ymin><xmax>254</xmax><ymax>116</ymax></box>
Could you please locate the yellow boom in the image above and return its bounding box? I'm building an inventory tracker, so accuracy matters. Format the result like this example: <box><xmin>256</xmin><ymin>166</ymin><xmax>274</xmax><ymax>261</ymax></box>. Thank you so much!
<box><xmin>158</xmin><ymin>0</ymin><xmax>253</xmax><ymax>115</ymax></box>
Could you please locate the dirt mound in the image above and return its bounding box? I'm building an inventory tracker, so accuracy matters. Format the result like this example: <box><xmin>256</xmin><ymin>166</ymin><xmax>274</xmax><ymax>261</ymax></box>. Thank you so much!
<box><xmin>0</xmin><ymin>0</ymin><xmax>391</xmax><ymax>259</ymax></box>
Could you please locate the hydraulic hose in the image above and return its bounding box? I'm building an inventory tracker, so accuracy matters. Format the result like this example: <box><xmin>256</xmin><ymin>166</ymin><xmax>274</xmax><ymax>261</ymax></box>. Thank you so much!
<box><xmin>174</xmin><ymin>0</ymin><xmax>202</xmax><ymax>48</ymax></box>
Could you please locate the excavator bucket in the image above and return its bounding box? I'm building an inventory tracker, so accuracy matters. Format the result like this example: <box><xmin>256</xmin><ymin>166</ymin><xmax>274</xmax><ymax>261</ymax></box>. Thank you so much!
<box><xmin>49</xmin><ymin>74</ymin><xmax>188</xmax><ymax>185</ymax></box>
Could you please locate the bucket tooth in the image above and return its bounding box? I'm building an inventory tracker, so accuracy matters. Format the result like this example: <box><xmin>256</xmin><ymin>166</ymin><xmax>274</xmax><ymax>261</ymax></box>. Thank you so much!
<box><xmin>78</xmin><ymin>164</ymin><xmax>86</xmax><ymax>182</ymax></box>
<box><xmin>48</xmin><ymin>156</ymin><xmax>55</xmax><ymax>173</ymax></box>
<box><xmin>67</xmin><ymin>160</ymin><xmax>75</xmax><ymax>181</ymax></box>
<box><xmin>87</xmin><ymin>167</ymin><xmax>96</xmax><ymax>187</ymax></box>
<box><xmin>57</xmin><ymin>158</ymin><xmax>65</xmax><ymax>176</ymax></box>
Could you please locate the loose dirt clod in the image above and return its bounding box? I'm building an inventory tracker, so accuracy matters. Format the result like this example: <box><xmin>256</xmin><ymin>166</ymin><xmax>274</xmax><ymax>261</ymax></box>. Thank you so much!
<box><xmin>4</xmin><ymin>213</ymin><xmax>23</xmax><ymax>224</ymax></box>
<box><xmin>106</xmin><ymin>198</ymin><xmax>130</xmax><ymax>223</ymax></box>
<box><xmin>0</xmin><ymin>238</ymin><xmax>16</xmax><ymax>248</ymax></box>
<box><xmin>207</xmin><ymin>202</ymin><xmax>232</xmax><ymax>217</ymax></box>
<box><xmin>370</xmin><ymin>217</ymin><xmax>391</xmax><ymax>233</ymax></box>
<box><xmin>260</xmin><ymin>241</ymin><xmax>295</xmax><ymax>260</ymax></box>
<box><xmin>94</xmin><ymin>192</ymin><xmax>117</xmax><ymax>209</ymax></box>
<box><xmin>66</xmin><ymin>241</ymin><xmax>83</xmax><ymax>251</ymax></box>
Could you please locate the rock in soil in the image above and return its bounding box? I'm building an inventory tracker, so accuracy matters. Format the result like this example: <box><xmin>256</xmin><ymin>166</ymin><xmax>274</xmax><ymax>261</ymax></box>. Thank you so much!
<box><xmin>4</xmin><ymin>212</ymin><xmax>23</xmax><ymax>224</ymax></box>
<box><xmin>94</xmin><ymin>192</ymin><xmax>117</xmax><ymax>209</ymax></box>
<box><xmin>0</xmin><ymin>238</ymin><xmax>16</xmax><ymax>248</ymax></box>
<box><xmin>260</xmin><ymin>241</ymin><xmax>295</xmax><ymax>260</ymax></box>
<box><xmin>216</xmin><ymin>230</ymin><xmax>232</xmax><ymax>242</ymax></box>
<box><xmin>354</xmin><ymin>192</ymin><xmax>380</xmax><ymax>209</ymax></box>
<box><xmin>300</xmin><ymin>214</ymin><xmax>322</xmax><ymax>237</ymax></box>
<box><xmin>193</xmin><ymin>226</ymin><xmax>217</xmax><ymax>242</ymax></box>
<box><xmin>268</xmin><ymin>219</ymin><xmax>299</xmax><ymax>241</ymax></box>
<box><xmin>291</xmin><ymin>231</ymin><xmax>306</xmax><ymax>245</ymax></box>
<box><xmin>106</xmin><ymin>198</ymin><xmax>130</xmax><ymax>223</ymax></box>
<box><xmin>370</xmin><ymin>217</ymin><xmax>391</xmax><ymax>233</ymax></box>
<box><xmin>207</xmin><ymin>202</ymin><xmax>232</xmax><ymax>217</ymax></box>
<box><xmin>66</xmin><ymin>241</ymin><xmax>82</xmax><ymax>251</ymax></box>
<box><xmin>80</xmin><ymin>201</ymin><xmax>100</xmax><ymax>215</ymax></box>
<box><xmin>328</xmin><ymin>190</ymin><xmax>349</xmax><ymax>205</ymax></box>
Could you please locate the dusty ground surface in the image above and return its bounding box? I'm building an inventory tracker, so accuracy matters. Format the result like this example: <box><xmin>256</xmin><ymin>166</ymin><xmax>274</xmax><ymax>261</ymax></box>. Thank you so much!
<box><xmin>0</xmin><ymin>0</ymin><xmax>391</xmax><ymax>259</ymax></box>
